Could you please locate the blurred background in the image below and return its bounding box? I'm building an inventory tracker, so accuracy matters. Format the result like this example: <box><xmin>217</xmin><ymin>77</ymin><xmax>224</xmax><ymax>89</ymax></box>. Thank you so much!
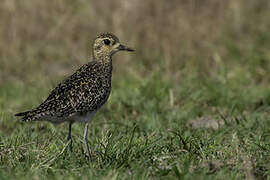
<box><xmin>1</xmin><ymin>0</ymin><xmax>270</xmax><ymax>81</ymax></box>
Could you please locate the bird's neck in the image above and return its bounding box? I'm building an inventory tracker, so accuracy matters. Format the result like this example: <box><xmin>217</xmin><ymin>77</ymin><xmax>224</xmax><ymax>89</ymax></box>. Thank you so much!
<box><xmin>95</xmin><ymin>56</ymin><xmax>112</xmax><ymax>66</ymax></box>
<box><xmin>92</xmin><ymin>55</ymin><xmax>112</xmax><ymax>75</ymax></box>
<box><xmin>93</xmin><ymin>49</ymin><xmax>112</xmax><ymax>62</ymax></box>
<box><xmin>93</xmin><ymin>51</ymin><xmax>112</xmax><ymax>62</ymax></box>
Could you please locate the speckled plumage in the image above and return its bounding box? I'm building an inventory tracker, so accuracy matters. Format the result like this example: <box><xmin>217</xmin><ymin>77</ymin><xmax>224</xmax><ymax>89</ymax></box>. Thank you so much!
<box><xmin>16</xmin><ymin>60</ymin><xmax>112</xmax><ymax>122</ymax></box>
<box><xmin>15</xmin><ymin>33</ymin><xmax>134</xmax><ymax>159</ymax></box>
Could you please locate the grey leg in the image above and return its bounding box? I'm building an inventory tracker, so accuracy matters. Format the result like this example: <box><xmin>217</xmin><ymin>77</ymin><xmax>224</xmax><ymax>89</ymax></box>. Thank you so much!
<box><xmin>84</xmin><ymin>122</ymin><xmax>92</xmax><ymax>161</ymax></box>
<box><xmin>67</xmin><ymin>122</ymin><xmax>72</xmax><ymax>152</ymax></box>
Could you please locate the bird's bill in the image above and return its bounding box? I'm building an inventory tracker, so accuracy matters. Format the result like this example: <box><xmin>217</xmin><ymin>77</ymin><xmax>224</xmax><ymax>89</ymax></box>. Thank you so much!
<box><xmin>117</xmin><ymin>44</ymin><xmax>135</xmax><ymax>51</ymax></box>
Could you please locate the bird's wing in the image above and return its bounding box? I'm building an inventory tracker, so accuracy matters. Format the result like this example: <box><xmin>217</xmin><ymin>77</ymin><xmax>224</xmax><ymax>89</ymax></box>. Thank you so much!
<box><xmin>16</xmin><ymin>61</ymin><xmax>110</xmax><ymax>121</ymax></box>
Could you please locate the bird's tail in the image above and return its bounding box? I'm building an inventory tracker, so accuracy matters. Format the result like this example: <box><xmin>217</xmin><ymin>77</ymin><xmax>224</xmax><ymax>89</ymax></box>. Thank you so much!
<box><xmin>15</xmin><ymin>111</ymin><xmax>33</xmax><ymax>121</ymax></box>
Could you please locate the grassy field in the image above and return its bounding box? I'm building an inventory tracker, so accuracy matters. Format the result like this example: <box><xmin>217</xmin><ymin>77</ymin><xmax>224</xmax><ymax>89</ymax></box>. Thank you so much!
<box><xmin>1</xmin><ymin>0</ymin><xmax>270</xmax><ymax>179</ymax></box>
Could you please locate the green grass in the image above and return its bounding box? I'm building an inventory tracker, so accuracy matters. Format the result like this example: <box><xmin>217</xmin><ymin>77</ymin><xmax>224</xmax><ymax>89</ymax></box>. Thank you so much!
<box><xmin>1</xmin><ymin>64</ymin><xmax>270</xmax><ymax>179</ymax></box>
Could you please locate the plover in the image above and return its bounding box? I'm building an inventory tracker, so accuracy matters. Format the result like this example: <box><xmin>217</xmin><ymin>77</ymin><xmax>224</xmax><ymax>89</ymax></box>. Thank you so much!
<box><xmin>15</xmin><ymin>33</ymin><xmax>134</xmax><ymax>160</ymax></box>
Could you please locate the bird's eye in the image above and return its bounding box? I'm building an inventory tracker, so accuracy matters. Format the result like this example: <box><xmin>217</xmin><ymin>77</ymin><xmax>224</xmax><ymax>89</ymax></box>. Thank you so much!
<box><xmin>103</xmin><ymin>39</ymin><xmax>111</xmax><ymax>45</ymax></box>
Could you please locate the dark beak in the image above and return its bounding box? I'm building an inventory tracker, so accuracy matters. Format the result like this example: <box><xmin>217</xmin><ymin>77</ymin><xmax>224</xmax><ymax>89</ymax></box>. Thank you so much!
<box><xmin>118</xmin><ymin>44</ymin><xmax>135</xmax><ymax>52</ymax></box>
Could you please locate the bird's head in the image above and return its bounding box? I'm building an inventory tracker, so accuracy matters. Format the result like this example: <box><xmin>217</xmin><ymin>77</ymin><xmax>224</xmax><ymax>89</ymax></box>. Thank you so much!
<box><xmin>92</xmin><ymin>33</ymin><xmax>134</xmax><ymax>60</ymax></box>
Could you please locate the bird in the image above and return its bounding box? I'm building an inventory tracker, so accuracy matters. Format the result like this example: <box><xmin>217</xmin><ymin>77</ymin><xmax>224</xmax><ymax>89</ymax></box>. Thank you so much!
<box><xmin>15</xmin><ymin>32</ymin><xmax>135</xmax><ymax>160</ymax></box>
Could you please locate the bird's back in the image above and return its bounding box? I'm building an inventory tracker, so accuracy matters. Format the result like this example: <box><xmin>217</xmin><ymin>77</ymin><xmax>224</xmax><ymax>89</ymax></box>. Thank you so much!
<box><xmin>16</xmin><ymin>60</ymin><xmax>113</xmax><ymax>122</ymax></box>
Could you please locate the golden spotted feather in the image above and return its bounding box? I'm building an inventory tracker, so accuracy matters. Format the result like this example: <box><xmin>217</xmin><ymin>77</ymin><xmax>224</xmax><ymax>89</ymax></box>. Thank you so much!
<box><xmin>15</xmin><ymin>60</ymin><xmax>112</xmax><ymax>122</ymax></box>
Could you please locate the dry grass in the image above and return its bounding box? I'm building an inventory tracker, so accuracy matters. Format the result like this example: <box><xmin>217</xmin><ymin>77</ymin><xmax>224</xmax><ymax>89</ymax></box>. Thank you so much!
<box><xmin>1</xmin><ymin>0</ymin><xmax>270</xmax><ymax>81</ymax></box>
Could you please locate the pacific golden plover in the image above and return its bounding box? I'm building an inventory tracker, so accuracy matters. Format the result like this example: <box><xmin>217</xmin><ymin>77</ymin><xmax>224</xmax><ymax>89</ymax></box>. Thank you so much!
<box><xmin>15</xmin><ymin>33</ymin><xmax>134</xmax><ymax>159</ymax></box>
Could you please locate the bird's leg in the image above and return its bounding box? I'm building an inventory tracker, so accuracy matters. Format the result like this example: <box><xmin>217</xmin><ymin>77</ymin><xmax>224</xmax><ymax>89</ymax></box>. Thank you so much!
<box><xmin>67</xmin><ymin>122</ymin><xmax>73</xmax><ymax>152</ymax></box>
<box><xmin>84</xmin><ymin>122</ymin><xmax>92</xmax><ymax>161</ymax></box>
